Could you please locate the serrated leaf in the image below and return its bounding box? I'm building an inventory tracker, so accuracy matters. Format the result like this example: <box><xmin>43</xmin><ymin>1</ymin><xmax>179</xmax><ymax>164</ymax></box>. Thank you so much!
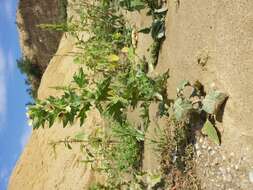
<box><xmin>95</xmin><ymin>77</ymin><xmax>111</xmax><ymax>102</ymax></box>
<box><xmin>173</xmin><ymin>98</ymin><xmax>192</xmax><ymax>121</ymax></box>
<box><xmin>105</xmin><ymin>97</ymin><xmax>127</xmax><ymax>123</ymax></box>
<box><xmin>202</xmin><ymin>91</ymin><xmax>227</xmax><ymax>114</ymax></box>
<box><xmin>78</xmin><ymin>103</ymin><xmax>91</xmax><ymax>126</ymax></box>
<box><xmin>73</xmin><ymin>68</ymin><xmax>88</xmax><ymax>88</ymax></box>
<box><xmin>202</xmin><ymin>119</ymin><xmax>220</xmax><ymax>145</ymax></box>
<box><xmin>62</xmin><ymin>116</ymin><xmax>68</xmax><ymax>128</ymax></box>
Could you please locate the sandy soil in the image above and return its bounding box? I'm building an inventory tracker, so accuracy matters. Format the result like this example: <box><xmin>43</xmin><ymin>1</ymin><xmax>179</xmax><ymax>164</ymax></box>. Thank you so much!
<box><xmin>9</xmin><ymin>0</ymin><xmax>253</xmax><ymax>189</ymax></box>
<box><xmin>156</xmin><ymin>0</ymin><xmax>253</xmax><ymax>189</ymax></box>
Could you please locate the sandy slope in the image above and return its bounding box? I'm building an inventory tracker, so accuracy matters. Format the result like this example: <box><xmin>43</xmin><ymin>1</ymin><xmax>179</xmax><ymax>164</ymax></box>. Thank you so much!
<box><xmin>156</xmin><ymin>0</ymin><xmax>253</xmax><ymax>189</ymax></box>
<box><xmin>9</xmin><ymin>0</ymin><xmax>253</xmax><ymax>189</ymax></box>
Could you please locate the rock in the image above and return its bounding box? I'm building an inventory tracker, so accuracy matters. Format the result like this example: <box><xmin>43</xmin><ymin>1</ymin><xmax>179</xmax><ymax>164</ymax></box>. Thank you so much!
<box><xmin>195</xmin><ymin>143</ymin><xmax>200</xmax><ymax>150</ymax></box>
<box><xmin>196</xmin><ymin>150</ymin><xmax>201</xmax><ymax>157</ymax></box>
<box><xmin>249</xmin><ymin>170</ymin><xmax>253</xmax><ymax>183</ymax></box>
<box><xmin>17</xmin><ymin>0</ymin><xmax>65</xmax><ymax>71</ymax></box>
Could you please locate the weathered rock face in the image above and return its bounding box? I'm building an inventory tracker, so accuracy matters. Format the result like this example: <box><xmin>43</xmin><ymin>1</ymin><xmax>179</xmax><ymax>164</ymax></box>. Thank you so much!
<box><xmin>16</xmin><ymin>0</ymin><xmax>66</xmax><ymax>71</ymax></box>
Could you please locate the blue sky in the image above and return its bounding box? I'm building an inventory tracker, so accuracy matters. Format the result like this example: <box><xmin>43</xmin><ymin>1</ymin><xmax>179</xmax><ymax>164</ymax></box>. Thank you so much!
<box><xmin>0</xmin><ymin>0</ymin><xmax>32</xmax><ymax>189</ymax></box>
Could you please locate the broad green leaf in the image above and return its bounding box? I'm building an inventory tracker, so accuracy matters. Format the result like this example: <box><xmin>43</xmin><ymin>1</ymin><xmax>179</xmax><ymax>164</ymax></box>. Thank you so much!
<box><xmin>95</xmin><ymin>77</ymin><xmax>111</xmax><ymax>102</ymax></box>
<box><xmin>202</xmin><ymin>91</ymin><xmax>227</xmax><ymax>114</ymax></box>
<box><xmin>130</xmin><ymin>0</ymin><xmax>146</xmax><ymax>10</ymax></box>
<box><xmin>78</xmin><ymin>103</ymin><xmax>91</xmax><ymax>126</ymax></box>
<box><xmin>62</xmin><ymin>115</ymin><xmax>69</xmax><ymax>128</ymax></box>
<box><xmin>73</xmin><ymin>68</ymin><xmax>88</xmax><ymax>88</ymax></box>
<box><xmin>202</xmin><ymin>119</ymin><xmax>220</xmax><ymax>145</ymax></box>
<box><xmin>151</xmin><ymin>19</ymin><xmax>165</xmax><ymax>40</ymax></box>
<box><xmin>74</xmin><ymin>132</ymin><xmax>86</xmax><ymax>141</ymax></box>
<box><xmin>138</xmin><ymin>27</ymin><xmax>151</xmax><ymax>34</ymax></box>
<box><xmin>105</xmin><ymin>97</ymin><xmax>127</xmax><ymax>123</ymax></box>
<box><xmin>173</xmin><ymin>98</ymin><xmax>192</xmax><ymax>121</ymax></box>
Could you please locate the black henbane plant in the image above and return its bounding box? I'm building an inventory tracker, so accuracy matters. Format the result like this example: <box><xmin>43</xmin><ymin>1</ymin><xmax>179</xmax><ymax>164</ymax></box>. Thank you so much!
<box><xmin>27</xmin><ymin>65</ymin><xmax>169</xmax><ymax>129</ymax></box>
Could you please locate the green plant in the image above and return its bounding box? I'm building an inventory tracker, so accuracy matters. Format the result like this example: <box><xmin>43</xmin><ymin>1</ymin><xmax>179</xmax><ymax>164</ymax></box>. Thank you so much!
<box><xmin>89</xmin><ymin>169</ymin><xmax>164</xmax><ymax>190</ymax></box>
<box><xmin>117</xmin><ymin>0</ymin><xmax>146</xmax><ymax>11</ymax></box>
<box><xmin>30</xmin><ymin>1</ymin><xmax>229</xmax><ymax>189</ymax></box>
<box><xmin>148</xmin><ymin>80</ymin><xmax>227</xmax><ymax>189</ymax></box>
<box><xmin>114</xmin><ymin>0</ymin><xmax>168</xmax><ymax>68</ymax></box>
<box><xmin>172</xmin><ymin>80</ymin><xmax>227</xmax><ymax>145</ymax></box>
<box><xmin>50</xmin><ymin>121</ymin><xmax>144</xmax><ymax>188</ymax></box>
<box><xmin>27</xmin><ymin>62</ymin><xmax>168</xmax><ymax>128</ymax></box>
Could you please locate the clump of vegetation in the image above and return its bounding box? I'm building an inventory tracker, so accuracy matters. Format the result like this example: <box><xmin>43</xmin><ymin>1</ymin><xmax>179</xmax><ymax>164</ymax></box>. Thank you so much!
<box><xmin>149</xmin><ymin>79</ymin><xmax>227</xmax><ymax>189</ymax></box>
<box><xmin>17</xmin><ymin>57</ymin><xmax>43</xmax><ymax>98</ymax></box>
<box><xmin>27</xmin><ymin>0</ymin><xmax>228</xmax><ymax>189</ymax></box>
<box><xmin>51</xmin><ymin>121</ymin><xmax>144</xmax><ymax>187</ymax></box>
<box><xmin>27</xmin><ymin>1</ymin><xmax>170</xmax><ymax>188</ymax></box>
<box><xmin>151</xmin><ymin>118</ymin><xmax>200</xmax><ymax>190</ymax></box>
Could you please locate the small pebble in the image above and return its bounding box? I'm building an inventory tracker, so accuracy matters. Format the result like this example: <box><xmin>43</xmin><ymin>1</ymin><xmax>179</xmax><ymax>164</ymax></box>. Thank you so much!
<box><xmin>196</xmin><ymin>150</ymin><xmax>201</xmax><ymax>157</ymax></box>
<box><xmin>195</xmin><ymin>143</ymin><xmax>199</xmax><ymax>150</ymax></box>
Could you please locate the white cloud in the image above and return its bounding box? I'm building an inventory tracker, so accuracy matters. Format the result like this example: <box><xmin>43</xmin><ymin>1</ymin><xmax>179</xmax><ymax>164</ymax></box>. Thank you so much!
<box><xmin>7</xmin><ymin>50</ymin><xmax>15</xmax><ymax>75</ymax></box>
<box><xmin>20</xmin><ymin>125</ymin><xmax>32</xmax><ymax>149</ymax></box>
<box><xmin>0</xmin><ymin>167</ymin><xmax>8</xmax><ymax>185</ymax></box>
<box><xmin>0</xmin><ymin>48</ymin><xmax>7</xmax><ymax>128</ymax></box>
<box><xmin>4</xmin><ymin>0</ymin><xmax>14</xmax><ymax>21</ymax></box>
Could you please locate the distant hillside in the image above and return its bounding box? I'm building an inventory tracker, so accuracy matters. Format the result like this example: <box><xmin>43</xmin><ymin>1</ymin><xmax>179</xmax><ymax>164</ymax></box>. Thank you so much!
<box><xmin>16</xmin><ymin>0</ymin><xmax>67</xmax><ymax>96</ymax></box>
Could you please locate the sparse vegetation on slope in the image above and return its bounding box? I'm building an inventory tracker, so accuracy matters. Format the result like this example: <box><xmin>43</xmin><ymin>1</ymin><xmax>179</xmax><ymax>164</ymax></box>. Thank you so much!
<box><xmin>26</xmin><ymin>0</ymin><xmax>228</xmax><ymax>189</ymax></box>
